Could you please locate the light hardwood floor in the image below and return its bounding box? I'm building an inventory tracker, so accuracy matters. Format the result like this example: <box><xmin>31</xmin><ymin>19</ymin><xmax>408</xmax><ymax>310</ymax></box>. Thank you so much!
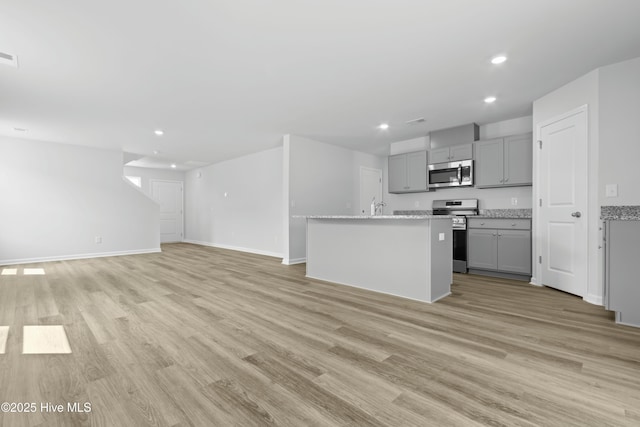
<box><xmin>1</xmin><ymin>243</ymin><xmax>639</xmax><ymax>426</ymax></box>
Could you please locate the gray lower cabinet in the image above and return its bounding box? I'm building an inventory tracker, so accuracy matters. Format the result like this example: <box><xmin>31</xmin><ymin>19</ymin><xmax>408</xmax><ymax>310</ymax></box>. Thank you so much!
<box><xmin>605</xmin><ymin>220</ymin><xmax>640</xmax><ymax>327</ymax></box>
<box><xmin>467</xmin><ymin>218</ymin><xmax>531</xmax><ymax>279</ymax></box>
<box><xmin>388</xmin><ymin>151</ymin><xmax>428</xmax><ymax>193</ymax></box>
<box><xmin>475</xmin><ymin>133</ymin><xmax>532</xmax><ymax>188</ymax></box>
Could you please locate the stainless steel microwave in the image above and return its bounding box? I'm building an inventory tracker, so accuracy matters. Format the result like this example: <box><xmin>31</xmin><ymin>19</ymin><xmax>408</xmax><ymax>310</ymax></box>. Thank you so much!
<box><xmin>428</xmin><ymin>159</ymin><xmax>473</xmax><ymax>188</ymax></box>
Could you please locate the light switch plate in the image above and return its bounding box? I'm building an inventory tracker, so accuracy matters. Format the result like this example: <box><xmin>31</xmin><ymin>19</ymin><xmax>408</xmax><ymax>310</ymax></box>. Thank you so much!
<box><xmin>439</xmin><ymin>233</ymin><xmax>445</xmax><ymax>241</ymax></box>
<box><xmin>605</xmin><ymin>184</ymin><xmax>618</xmax><ymax>198</ymax></box>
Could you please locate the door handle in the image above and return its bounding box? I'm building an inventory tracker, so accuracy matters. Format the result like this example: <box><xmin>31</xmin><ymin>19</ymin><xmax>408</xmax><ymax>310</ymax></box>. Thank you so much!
<box><xmin>571</xmin><ymin>211</ymin><xmax>582</xmax><ymax>218</ymax></box>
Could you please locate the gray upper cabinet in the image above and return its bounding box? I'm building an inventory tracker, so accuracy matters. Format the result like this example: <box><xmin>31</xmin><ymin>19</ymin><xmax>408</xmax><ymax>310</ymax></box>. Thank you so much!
<box><xmin>428</xmin><ymin>144</ymin><xmax>473</xmax><ymax>165</ymax></box>
<box><xmin>388</xmin><ymin>155</ymin><xmax>407</xmax><ymax>193</ymax></box>
<box><xmin>388</xmin><ymin>151</ymin><xmax>428</xmax><ymax>193</ymax></box>
<box><xmin>475</xmin><ymin>133</ymin><xmax>532</xmax><ymax>188</ymax></box>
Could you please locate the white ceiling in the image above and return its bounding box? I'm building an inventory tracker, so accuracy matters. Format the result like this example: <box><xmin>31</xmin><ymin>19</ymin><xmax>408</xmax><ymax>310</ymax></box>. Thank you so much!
<box><xmin>2</xmin><ymin>0</ymin><xmax>640</xmax><ymax>168</ymax></box>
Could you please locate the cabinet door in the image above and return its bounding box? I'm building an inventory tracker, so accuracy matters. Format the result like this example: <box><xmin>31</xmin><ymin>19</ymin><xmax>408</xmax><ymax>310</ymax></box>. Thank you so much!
<box><xmin>475</xmin><ymin>138</ymin><xmax>504</xmax><ymax>188</ymax></box>
<box><xmin>388</xmin><ymin>154</ymin><xmax>407</xmax><ymax>193</ymax></box>
<box><xmin>467</xmin><ymin>229</ymin><xmax>498</xmax><ymax>270</ymax></box>
<box><xmin>450</xmin><ymin>143</ymin><xmax>473</xmax><ymax>161</ymax></box>
<box><xmin>504</xmin><ymin>133</ymin><xmax>532</xmax><ymax>186</ymax></box>
<box><xmin>497</xmin><ymin>230</ymin><xmax>531</xmax><ymax>274</ymax></box>
<box><xmin>406</xmin><ymin>151</ymin><xmax>427</xmax><ymax>191</ymax></box>
<box><xmin>607</xmin><ymin>221</ymin><xmax>640</xmax><ymax>313</ymax></box>
<box><xmin>429</xmin><ymin>147</ymin><xmax>451</xmax><ymax>164</ymax></box>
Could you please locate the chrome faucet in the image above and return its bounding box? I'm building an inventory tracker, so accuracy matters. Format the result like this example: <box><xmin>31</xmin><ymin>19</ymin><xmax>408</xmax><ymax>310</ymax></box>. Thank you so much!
<box><xmin>370</xmin><ymin>197</ymin><xmax>386</xmax><ymax>216</ymax></box>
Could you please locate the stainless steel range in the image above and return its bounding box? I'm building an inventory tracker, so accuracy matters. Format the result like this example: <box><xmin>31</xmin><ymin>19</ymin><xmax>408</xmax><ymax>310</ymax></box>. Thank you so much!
<box><xmin>432</xmin><ymin>199</ymin><xmax>479</xmax><ymax>273</ymax></box>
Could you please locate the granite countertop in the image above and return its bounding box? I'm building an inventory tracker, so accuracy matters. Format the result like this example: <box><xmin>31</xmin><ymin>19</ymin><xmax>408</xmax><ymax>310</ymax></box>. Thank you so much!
<box><xmin>601</xmin><ymin>206</ymin><xmax>640</xmax><ymax>220</ymax></box>
<box><xmin>302</xmin><ymin>215</ymin><xmax>453</xmax><ymax>220</ymax></box>
<box><xmin>474</xmin><ymin>209</ymin><xmax>532</xmax><ymax>219</ymax></box>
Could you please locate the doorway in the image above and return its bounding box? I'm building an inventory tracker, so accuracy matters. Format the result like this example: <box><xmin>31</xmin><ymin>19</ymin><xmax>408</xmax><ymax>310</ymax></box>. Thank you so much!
<box><xmin>359</xmin><ymin>167</ymin><xmax>383</xmax><ymax>215</ymax></box>
<box><xmin>536</xmin><ymin>106</ymin><xmax>588</xmax><ymax>297</ymax></box>
<box><xmin>150</xmin><ymin>180</ymin><xmax>184</xmax><ymax>243</ymax></box>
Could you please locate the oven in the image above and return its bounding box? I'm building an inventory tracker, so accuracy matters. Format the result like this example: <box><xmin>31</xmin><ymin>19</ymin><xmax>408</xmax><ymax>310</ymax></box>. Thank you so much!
<box><xmin>428</xmin><ymin>159</ymin><xmax>473</xmax><ymax>189</ymax></box>
<box><xmin>433</xmin><ymin>199</ymin><xmax>478</xmax><ymax>273</ymax></box>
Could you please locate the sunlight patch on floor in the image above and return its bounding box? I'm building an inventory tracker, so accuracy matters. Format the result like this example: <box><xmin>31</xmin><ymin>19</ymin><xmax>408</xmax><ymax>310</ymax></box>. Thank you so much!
<box><xmin>0</xmin><ymin>326</ymin><xmax>8</xmax><ymax>354</ymax></box>
<box><xmin>22</xmin><ymin>325</ymin><xmax>71</xmax><ymax>354</ymax></box>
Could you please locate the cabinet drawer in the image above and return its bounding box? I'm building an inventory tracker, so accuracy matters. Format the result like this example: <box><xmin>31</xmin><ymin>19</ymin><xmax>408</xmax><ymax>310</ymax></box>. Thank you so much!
<box><xmin>468</xmin><ymin>218</ymin><xmax>531</xmax><ymax>230</ymax></box>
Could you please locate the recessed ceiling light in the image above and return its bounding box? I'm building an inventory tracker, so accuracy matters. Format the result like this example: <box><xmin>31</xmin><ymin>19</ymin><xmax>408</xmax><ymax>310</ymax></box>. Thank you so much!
<box><xmin>170</xmin><ymin>164</ymin><xmax>177</xmax><ymax>169</ymax></box>
<box><xmin>491</xmin><ymin>55</ymin><xmax>507</xmax><ymax>65</ymax></box>
<box><xmin>154</xmin><ymin>129</ymin><xmax>164</xmax><ymax>136</ymax></box>
<box><xmin>378</xmin><ymin>123</ymin><xmax>389</xmax><ymax>130</ymax></box>
<box><xmin>484</xmin><ymin>96</ymin><xmax>497</xmax><ymax>103</ymax></box>
<box><xmin>153</xmin><ymin>150</ymin><xmax>160</xmax><ymax>155</ymax></box>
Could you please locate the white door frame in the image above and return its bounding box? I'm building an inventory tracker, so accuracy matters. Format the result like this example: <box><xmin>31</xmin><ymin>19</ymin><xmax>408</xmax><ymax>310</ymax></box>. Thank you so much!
<box><xmin>150</xmin><ymin>179</ymin><xmax>184</xmax><ymax>243</ymax></box>
<box><xmin>533</xmin><ymin>104</ymin><xmax>602</xmax><ymax>305</ymax></box>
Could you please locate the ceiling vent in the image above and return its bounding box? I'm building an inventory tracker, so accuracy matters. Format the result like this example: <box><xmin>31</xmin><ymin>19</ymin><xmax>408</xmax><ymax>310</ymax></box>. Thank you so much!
<box><xmin>405</xmin><ymin>117</ymin><xmax>426</xmax><ymax>125</ymax></box>
<box><xmin>0</xmin><ymin>51</ymin><xmax>18</xmax><ymax>68</ymax></box>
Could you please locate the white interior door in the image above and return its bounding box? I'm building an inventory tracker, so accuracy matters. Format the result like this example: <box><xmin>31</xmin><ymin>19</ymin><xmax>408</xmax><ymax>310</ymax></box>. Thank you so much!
<box><xmin>151</xmin><ymin>180</ymin><xmax>184</xmax><ymax>243</ymax></box>
<box><xmin>359</xmin><ymin>167</ymin><xmax>382</xmax><ymax>215</ymax></box>
<box><xmin>538</xmin><ymin>108</ymin><xmax>588</xmax><ymax>297</ymax></box>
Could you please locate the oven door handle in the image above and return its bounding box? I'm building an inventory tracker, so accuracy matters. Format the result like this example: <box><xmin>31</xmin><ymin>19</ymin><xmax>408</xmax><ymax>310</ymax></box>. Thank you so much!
<box><xmin>457</xmin><ymin>164</ymin><xmax>462</xmax><ymax>185</ymax></box>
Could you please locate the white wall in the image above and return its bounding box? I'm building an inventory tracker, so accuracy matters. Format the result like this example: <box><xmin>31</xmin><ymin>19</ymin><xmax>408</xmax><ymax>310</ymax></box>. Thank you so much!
<box><xmin>184</xmin><ymin>147</ymin><xmax>283</xmax><ymax>257</ymax></box>
<box><xmin>599</xmin><ymin>56</ymin><xmax>640</xmax><ymax>205</ymax></box>
<box><xmin>123</xmin><ymin>166</ymin><xmax>185</xmax><ymax>199</ymax></box>
<box><xmin>384</xmin><ymin>116</ymin><xmax>534</xmax><ymax>213</ymax></box>
<box><xmin>283</xmin><ymin>134</ymin><xmax>384</xmax><ymax>264</ymax></box>
<box><xmin>480</xmin><ymin>116</ymin><xmax>533</xmax><ymax>140</ymax></box>
<box><xmin>0</xmin><ymin>136</ymin><xmax>160</xmax><ymax>265</ymax></box>
<box><xmin>389</xmin><ymin>136</ymin><xmax>429</xmax><ymax>155</ymax></box>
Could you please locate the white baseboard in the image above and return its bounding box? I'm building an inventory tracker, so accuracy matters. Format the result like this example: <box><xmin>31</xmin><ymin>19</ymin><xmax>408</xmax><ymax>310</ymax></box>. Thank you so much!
<box><xmin>183</xmin><ymin>240</ymin><xmax>283</xmax><ymax>259</ymax></box>
<box><xmin>305</xmin><ymin>273</ymin><xmax>446</xmax><ymax>304</ymax></box>
<box><xmin>0</xmin><ymin>248</ymin><xmax>161</xmax><ymax>266</ymax></box>
<box><xmin>282</xmin><ymin>257</ymin><xmax>306</xmax><ymax>265</ymax></box>
<box><xmin>529</xmin><ymin>276</ymin><xmax>542</xmax><ymax>286</ymax></box>
<box><xmin>584</xmin><ymin>293</ymin><xmax>603</xmax><ymax>306</ymax></box>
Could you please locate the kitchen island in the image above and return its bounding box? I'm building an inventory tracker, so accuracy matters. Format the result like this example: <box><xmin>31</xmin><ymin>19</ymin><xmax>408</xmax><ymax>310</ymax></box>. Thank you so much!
<box><xmin>304</xmin><ymin>215</ymin><xmax>452</xmax><ymax>303</ymax></box>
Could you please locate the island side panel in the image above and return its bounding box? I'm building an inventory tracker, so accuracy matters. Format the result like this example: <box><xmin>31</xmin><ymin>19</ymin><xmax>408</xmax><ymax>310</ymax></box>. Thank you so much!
<box><xmin>428</xmin><ymin>218</ymin><xmax>453</xmax><ymax>302</ymax></box>
<box><xmin>306</xmin><ymin>218</ymin><xmax>430</xmax><ymax>302</ymax></box>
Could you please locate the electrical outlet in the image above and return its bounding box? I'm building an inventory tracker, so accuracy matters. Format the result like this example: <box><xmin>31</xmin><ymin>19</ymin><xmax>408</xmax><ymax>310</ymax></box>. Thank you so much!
<box><xmin>439</xmin><ymin>233</ymin><xmax>445</xmax><ymax>241</ymax></box>
<box><xmin>605</xmin><ymin>184</ymin><xmax>618</xmax><ymax>198</ymax></box>
<box><xmin>414</xmin><ymin>201</ymin><xmax>420</xmax><ymax>208</ymax></box>
<box><xmin>511</xmin><ymin>197</ymin><xmax>518</xmax><ymax>206</ymax></box>
<box><xmin>94</xmin><ymin>236</ymin><xmax>102</xmax><ymax>244</ymax></box>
